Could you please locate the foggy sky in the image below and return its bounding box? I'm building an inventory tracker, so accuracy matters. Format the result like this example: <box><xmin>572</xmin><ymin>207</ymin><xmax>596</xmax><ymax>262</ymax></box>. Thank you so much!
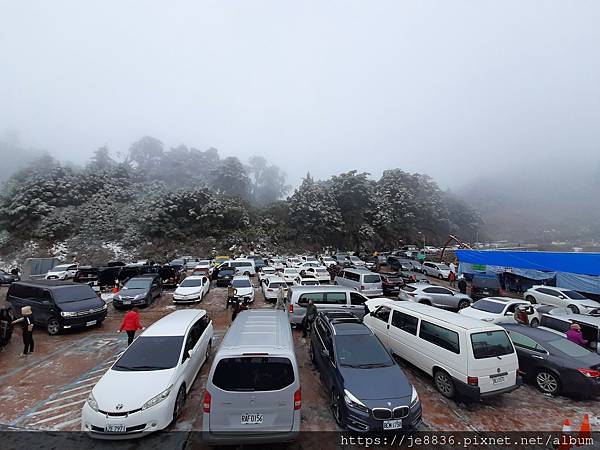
<box><xmin>1</xmin><ymin>1</ymin><xmax>600</xmax><ymax>188</ymax></box>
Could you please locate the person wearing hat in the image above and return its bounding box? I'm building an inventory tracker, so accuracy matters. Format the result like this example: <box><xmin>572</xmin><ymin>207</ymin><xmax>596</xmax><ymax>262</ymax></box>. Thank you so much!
<box><xmin>566</xmin><ymin>323</ymin><xmax>588</xmax><ymax>347</ymax></box>
<box><xmin>12</xmin><ymin>306</ymin><xmax>34</xmax><ymax>357</ymax></box>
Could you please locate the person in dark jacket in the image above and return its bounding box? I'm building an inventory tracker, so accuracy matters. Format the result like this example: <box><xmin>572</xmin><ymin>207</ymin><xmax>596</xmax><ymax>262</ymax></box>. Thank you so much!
<box><xmin>457</xmin><ymin>276</ymin><xmax>467</xmax><ymax>294</ymax></box>
<box><xmin>302</xmin><ymin>300</ymin><xmax>318</xmax><ymax>338</ymax></box>
<box><xmin>118</xmin><ymin>307</ymin><xmax>145</xmax><ymax>345</ymax></box>
<box><xmin>12</xmin><ymin>306</ymin><xmax>34</xmax><ymax>357</ymax></box>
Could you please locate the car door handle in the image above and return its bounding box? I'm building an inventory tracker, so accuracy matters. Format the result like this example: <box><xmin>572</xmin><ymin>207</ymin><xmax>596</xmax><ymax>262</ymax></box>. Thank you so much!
<box><xmin>531</xmin><ymin>355</ymin><xmax>544</xmax><ymax>359</ymax></box>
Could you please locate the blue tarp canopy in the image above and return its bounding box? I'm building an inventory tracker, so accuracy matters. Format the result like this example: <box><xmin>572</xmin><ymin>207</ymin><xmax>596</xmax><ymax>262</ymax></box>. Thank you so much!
<box><xmin>455</xmin><ymin>250</ymin><xmax>600</xmax><ymax>277</ymax></box>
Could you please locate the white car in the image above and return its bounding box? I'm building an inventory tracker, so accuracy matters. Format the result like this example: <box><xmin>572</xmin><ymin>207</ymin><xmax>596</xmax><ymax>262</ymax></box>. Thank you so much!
<box><xmin>286</xmin><ymin>257</ymin><xmax>302</xmax><ymax>268</ymax></box>
<box><xmin>300</xmin><ymin>255</ymin><xmax>319</xmax><ymax>264</ymax></box>
<box><xmin>293</xmin><ymin>277</ymin><xmax>320</xmax><ymax>286</ymax></box>
<box><xmin>82</xmin><ymin>310</ymin><xmax>213</xmax><ymax>438</ymax></box>
<box><xmin>45</xmin><ymin>264</ymin><xmax>78</xmax><ymax>280</ymax></box>
<box><xmin>269</xmin><ymin>258</ymin><xmax>286</xmax><ymax>271</ymax></box>
<box><xmin>193</xmin><ymin>260</ymin><xmax>213</xmax><ymax>275</ymax></box>
<box><xmin>281</xmin><ymin>268</ymin><xmax>301</xmax><ymax>285</ymax></box>
<box><xmin>348</xmin><ymin>255</ymin><xmax>366</xmax><ymax>267</ymax></box>
<box><xmin>172</xmin><ymin>275</ymin><xmax>210</xmax><ymax>303</ymax></box>
<box><xmin>231</xmin><ymin>275</ymin><xmax>254</xmax><ymax>303</ymax></box>
<box><xmin>319</xmin><ymin>256</ymin><xmax>337</xmax><ymax>268</ymax></box>
<box><xmin>459</xmin><ymin>297</ymin><xmax>531</xmax><ymax>324</ymax></box>
<box><xmin>261</xmin><ymin>276</ymin><xmax>288</xmax><ymax>301</ymax></box>
<box><xmin>258</xmin><ymin>266</ymin><xmax>277</xmax><ymax>283</ymax></box>
<box><xmin>524</xmin><ymin>286</ymin><xmax>600</xmax><ymax>315</ymax></box>
<box><xmin>298</xmin><ymin>262</ymin><xmax>320</xmax><ymax>271</ymax></box>
<box><xmin>422</xmin><ymin>262</ymin><xmax>451</xmax><ymax>279</ymax></box>
<box><xmin>302</xmin><ymin>266</ymin><xmax>331</xmax><ymax>284</ymax></box>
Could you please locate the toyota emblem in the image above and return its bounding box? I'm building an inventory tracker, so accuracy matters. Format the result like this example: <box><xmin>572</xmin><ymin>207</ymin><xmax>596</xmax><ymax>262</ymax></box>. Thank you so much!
<box><xmin>497</xmin><ymin>368</ymin><xmax>501</xmax><ymax>373</ymax></box>
<box><xmin>116</xmin><ymin>404</ymin><xmax>123</xmax><ymax>410</ymax></box>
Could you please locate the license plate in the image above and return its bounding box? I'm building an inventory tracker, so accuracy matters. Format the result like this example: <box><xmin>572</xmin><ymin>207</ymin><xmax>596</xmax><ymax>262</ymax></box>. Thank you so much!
<box><xmin>492</xmin><ymin>376</ymin><xmax>505</xmax><ymax>385</ymax></box>
<box><xmin>241</xmin><ymin>413</ymin><xmax>263</xmax><ymax>424</ymax></box>
<box><xmin>104</xmin><ymin>424</ymin><xmax>126</xmax><ymax>433</ymax></box>
<box><xmin>123</xmin><ymin>300</ymin><xmax>131</xmax><ymax>305</ymax></box>
<box><xmin>86</xmin><ymin>320</ymin><xmax>97</xmax><ymax>326</ymax></box>
<box><xmin>383</xmin><ymin>419</ymin><xmax>403</xmax><ymax>430</ymax></box>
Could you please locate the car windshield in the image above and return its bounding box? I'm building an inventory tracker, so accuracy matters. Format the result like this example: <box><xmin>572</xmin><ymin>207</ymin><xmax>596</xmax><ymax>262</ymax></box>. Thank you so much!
<box><xmin>232</xmin><ymin>279</ymin><xmax>251</xmax><ymax>288</ymax></box>
<box><xmin>113</xmin><ymin>336</ymin><xmax>184</xmax><ymax>371</ymax></box>
<box><xmin>350</xmin><ymin>256</ymin><xmax>361</xmax><ymax>261</ymax></box>
<box><xmin>546</xmin><ymin>338</ymin><xmax>592</xmax><ymax>357</ymax></box>
<box><xmin>180</xmin><ymin>278</ymin><xmax>203</xmax><ymax>287</ymax></box>
<box><xmin>269</xmin><ymin>282</ymin><xmax>286</xmax><ymax>289</ymax></box>
<box><xmin>316</xmin><ymin>269</ymin><xmax>328</xmax><ymax>274</ymax></box>
<box><xmin>262</xmin><ymin>268</ymin><xmax>276</xmax><ymax>273</ymax></box>
<box><xmin>336</xmin><ymin>335</ymin><xmax>394</xmax><ymax>368</ymax></box>
<box><xmin>212</xmin><ymin>357</ymin><xmax>294</xmax><ymax>391</ymax></box>
<box><xmin>471</xmin><ymin>331</ymin><xmax>514</xmax><ymax>359</ymax></box>
<box><xmin>563</xmin><ymin>290</ymin><xmax>588</xmax><ymax>300</ymax></box>
<box><xmin>53</xmin><ymin>285</ymin><xmax>97</xmax><ymax>303</ymax></box>
<box><xmin>285</xmin><ymin>269</ymin><xmax>300</xmax><ymax>275</ymax></box>
<box><xmin>124</xmin><ymin>279</ymin><xmax>152</xmax><ymax>289</ymax></box>
<box><xmin>364</xmin><ymin>275</ymin><xmax>381</xmax><ymax>283</ymax></box>
<box><xmin>470</xmin><ymin>300</ymin><xmax>505</xmax><ymax>314</ymax></box>
<box><xmin>402</xmin><ymin>285</ymin><xmax>417</xmax><ymax>292</ymax></box>
<box><xmin>302</xmin><ymin>280</ymin><xmax>319</xmax><ymax>285</ymax></box>
<box><xmin>197</xmin><ymin>260</ymin><xmax>211</xmax><ymax>266</ymax></box>
<box><xmin>170</xmin><ymin>259</ymin><xmax>185</xmax><ymax>266</ymax></box>
<box><xmin>52</xmin><ymin>265</ymin><xmax>72</xmax><ymax>271</ymax></box>
<box><xmin>219</xmin><ymin>268</ymin><xmax>235</xmax><ymax>276</ymax></box>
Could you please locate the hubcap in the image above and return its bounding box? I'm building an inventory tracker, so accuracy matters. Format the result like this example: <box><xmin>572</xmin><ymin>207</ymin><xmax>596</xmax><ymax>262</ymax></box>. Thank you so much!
<box><xmin>48</xmin><ymin>321</ymin><xmax>59</xmax><ymax>334</ymax></box>
<box><xmin>175</xmin><ymin>389</ymin><xmax>185</xmax><ymax>417</ymax></box>
<box><xmin>436</xmin><ymin>374</ymin><xmax>452</xmax><ymax>396</ymax></box>
<box><xmin>537</xmin><ymin>372</ymin><xmax>557</xmax><ymax>393</ymax></box>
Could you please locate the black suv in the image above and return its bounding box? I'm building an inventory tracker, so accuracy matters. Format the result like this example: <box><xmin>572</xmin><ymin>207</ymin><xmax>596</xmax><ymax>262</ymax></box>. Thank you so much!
<box><xmin>112</xmin><ymin>275</ymin><xmax>162</xmax><ymax>309</ymax></box>
<box><xmin>7</xmin><ymin>281</ymin><xmax>107</xmax><ymax>335</ymax></box>
<box><xmin>309</xmin><ymin>311</ymin><xmax>422</xmax><ymax>433</ymax></box>
<box><xmin>470</xmin><ymin>274</ymin><xmax>502</xmax><ymax>300</ymax></box>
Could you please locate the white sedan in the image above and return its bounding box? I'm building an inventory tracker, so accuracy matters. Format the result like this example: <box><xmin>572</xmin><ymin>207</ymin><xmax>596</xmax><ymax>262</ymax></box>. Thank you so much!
<box><xmin>172</xmin><ymin>276</ymin><xmax>210</xmax><ymax>303</ymax></box>
<box><xmin>231</xmin><ymin>275</ymin><xmax>255</xmax><ymax>303</ymax></box>
<box><xmin>45</xmin><ymin>264</ymin><xmax>79</xmax><ymax>280</ymax></box>
<box><xmin>524</xmin><ymin>286</ymin><xmax>600</xmax><ymax>315</ymax></box>
<box><xmin>261</xmin><ymin>276</ymin><xmax>288</xmax><ymax>301</ymax></box>
<box><xmin>301</xmin><ymin>266</ymin><xmax>331</xmax><ymax>284</ymax></box>
<box><xmin>281</xmin><ymin>268</ymin><xmax>301</xmax><ymax>285</ymax></box>
<box><xmin>459</xmin><ymin>297</ymin><xmax>531</xmax><ymax>324</ymax></box>
<box><xmin>258</xmin><ymin>266</ymin><xmax>277</xmax><ymax>283</ymax></box>
<box><xmin>421</xmin><ymin>262</ymin><xmax>451</xmax><ymax>279</ymax></box>
<box><xmin>293</xmin><ymin>277</ymin><xmax>320</xmax><ymax>286</ymax></box>
<box><xmin>82</xmin><ymin>310</ymin><xmax>213</xmax><ymax>438</ymax></box>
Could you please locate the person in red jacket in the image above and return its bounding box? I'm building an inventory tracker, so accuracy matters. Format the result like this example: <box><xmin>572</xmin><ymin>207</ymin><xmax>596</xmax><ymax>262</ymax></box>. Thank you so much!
<box><xmin>117</xmin><ymin>308</ymin><xmax>145</xmax><ymax>345</ymax></box>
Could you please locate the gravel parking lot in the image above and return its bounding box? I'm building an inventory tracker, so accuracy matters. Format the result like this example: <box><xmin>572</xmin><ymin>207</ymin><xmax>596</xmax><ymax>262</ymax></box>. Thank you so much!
<box><xmin>1</xmin><ymin>278</ymin><xmax>599</xmax><ymax>440</ymax></box>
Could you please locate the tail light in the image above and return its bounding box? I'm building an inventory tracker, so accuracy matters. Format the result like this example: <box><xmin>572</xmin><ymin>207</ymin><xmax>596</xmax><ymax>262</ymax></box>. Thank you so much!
<box><xmin>467</xmin><ymin>377</ymin><xmax>478</xmax><ymax>386</ymax></box>
<box><xmin>288</xmin><ymin>304</ymin><xmax>294</xmax><ymax>313</ymax></box>
<box><xmin>267</xmin><ymin>288</ymin><xmax>273</xmax><ymax>292</ymax></box>
<box><xmin>578</xmin><ymin>369</ymin><xmax>600</xmax><ymax>378</ymax></box>
<box><xmin>294</xmin><ymin>388</ymin><xmax>301</xmax><ymax>410</ymax></box>
<box><xmin>203</xmin><ymin>391</ymin><xmax>211</xmax><ymax>413</ymax></box>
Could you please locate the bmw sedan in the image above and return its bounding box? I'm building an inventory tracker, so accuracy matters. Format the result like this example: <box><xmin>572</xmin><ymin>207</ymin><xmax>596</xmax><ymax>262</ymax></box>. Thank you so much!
<box><xmin>82</xmin><ymin>310</ymin><xmax>213</xmax><ymax>438</ymax></box>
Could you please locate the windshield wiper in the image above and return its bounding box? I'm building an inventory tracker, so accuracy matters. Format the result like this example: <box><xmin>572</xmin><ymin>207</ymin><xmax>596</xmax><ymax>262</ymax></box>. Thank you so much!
<box><xmin>128</xmin><ymin>365</ymin><xmax>168</xmax><ymax>370</ymax></box>
<box><xmin>357</xmin><ymin>363</ymin><xmax>391</xmax><ymax>368</ymax></box>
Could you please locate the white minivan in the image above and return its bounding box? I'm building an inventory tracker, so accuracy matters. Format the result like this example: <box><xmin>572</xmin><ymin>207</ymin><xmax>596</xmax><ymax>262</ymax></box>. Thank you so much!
<box><xmin>334</xmin><ymin>268</ymin><xmax>383</xmax><ymax>297</ymax></box>
<box><xmin>203</xmin><ymin>309</ymin><xmax>300</xmax><ymax>445</ymax></box>
<box><xmin>363</xmin><ymin>299</ymin><xmax>521</xmax><ymax>400</ymax></box>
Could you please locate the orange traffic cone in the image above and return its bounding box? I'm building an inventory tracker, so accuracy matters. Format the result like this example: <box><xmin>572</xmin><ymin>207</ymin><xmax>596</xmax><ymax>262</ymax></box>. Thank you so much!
<box><xmin>576</xmin><ymin>414</ymin><xmax>591</xmax><ymax>447</ymax></box>
<box><xmin>558</xmin><ymin>419</ymin><xmax>572</xmax><ymax>450</ymax></box>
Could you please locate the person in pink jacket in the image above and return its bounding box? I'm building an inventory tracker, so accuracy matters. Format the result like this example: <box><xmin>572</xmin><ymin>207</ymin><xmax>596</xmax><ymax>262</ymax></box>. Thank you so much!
<box><xmin>566</xmin><ymin>323</ymin><xmax>588</xmax><ymax>347</ymax></box>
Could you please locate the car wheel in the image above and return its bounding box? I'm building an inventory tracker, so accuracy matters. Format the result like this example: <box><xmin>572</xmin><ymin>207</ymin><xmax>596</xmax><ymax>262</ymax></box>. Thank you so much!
<box><xmin>172</xmin><ymin>385</ymin><xmax>187</xmax><ymax>421</ymax></box>
<box><xmin>457</xmin><ymin>300</ymin><xmax>470</xmax><ymax>310</ymax></box>
<box><xmin>309</xmin><ymin>341</ymin><xmax>316</xmax><ymax>364</ymax></box>
<box><xmin>526</xmin><ymin>296</ymin><xmax>536</xmax><ymax>304</ymax></box>
<box><xmin>434</xmin><ymin>370</ymin><xmax>455</xmax><ymax>399</ymax></box>
<box><xmin>536</xmin><ymin>370</ymin><xmax>560</xmax><ymax>395</ymax></box>
<box><xmin>330</xmin><ymin>389</ymin><xmax>345</xmax><ymax>427</ymax></box>
<box><xmin>205</xmin><ymin>341</ymin><xmax>212</xmax><ymax>363</ymax></box>
<box><xmin>438</xmin><ymin>274</ymin><xmax>443</xmax><ymax>280</ymax></box>
<box><xmin>568</xmin><ymin>305</ymin><xmax>580</xmax><ymax>314</ymax></box>
<box><xmin>530</xmin><ymin>318</ymin><xmax>540</xmax><ymax>327</ymax></box>
<box><xmin>47</xmin><ymin>318</ymin><xmax>60</xmax><ymax>335</ymax></box>
<box><xmin>419</xmin><ymin>300</ymin><xmax>431</xmax><ymax>306</ymax></box>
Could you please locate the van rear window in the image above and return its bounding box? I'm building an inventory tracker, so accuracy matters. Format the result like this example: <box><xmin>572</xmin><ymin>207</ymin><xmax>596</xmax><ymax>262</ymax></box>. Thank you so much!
<box><xmin>470</xmin><ymin>330</ymin><xmax>514</xmax><ymax>359</ymax></box>
<box><xmin>212</xmin><ymin>357</ymin><xmax>294</xmax><ymax>391</ymax></box>
<box><xmin>363</xmin><ymin>275</ymin><xmax>381</xmax><ymax>284</ymax></box>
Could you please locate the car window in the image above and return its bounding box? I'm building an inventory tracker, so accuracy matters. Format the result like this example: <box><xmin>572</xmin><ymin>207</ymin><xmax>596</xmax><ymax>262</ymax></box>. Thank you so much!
<box><xmin>325</xmin><ymin>292</ymin><xmax>348</xmax><ymax>305</ymax></box>
<box><xmin>350</xmin><ymin>292</ymin><xmax>367</xmax><ymax>305</ymax></box>
<box><xmin>507</xmin><ymin>331</ymin><xmax>545</xmax><ymax>352</ymax></box>
<box><xmin>391</xmin><ymin>310</ymin><xmax>418</xmax><ymax>335</ymax></box>
<box><xmin>537</xmin><ymin>287</ymin><xmax>556</xmax><ymax>296</ymax></box>
<box><xmin>419</xmin><ymin>321</ymin><xmax>460</xmax><ymax>354</ymax></box>
<box><xmin>541</xmin><ymin>316</ymin><xmax>571</xmax><ymax>333</ymax></box>
<box><xmin>470</xmin><ymin>299</ymin><xmax>505</xmax><ymax>314</ymax></box>
<box><xmin>470</xmin><ymin>330</ymin><xmax>514</xmax><ymax>359</ymax></box>
<box><xmin>563</xmin><ymin>290</ymin><xmax>587</xmax><ymax>300</ymax></box>
<box><xmin>298</xmin><ymin>292</ymin><xmax>324</xmax><ymax>306</ymax></box>
<box><xmin>114</xmin><ymin>336</ymin><xmax>184</xmax><ymax>371</ymax></box>
<box><xmin>183</xmin><ymin>322</ymin><xmax>201</xmax><ymax>361</ymax></box>
<box><xmin>363</xmin><ymin>274</ymin><xmax>381</xmax><ymax>284</ymax></box>
<box><xmin>335</xmin><ymin>334</ymin><xmax>394</xmax><ymax>367</ymax></box>
<box><xmin>424</xmin><ymin>287</ymin><xmax>450</xmax><ymax>294</ymax></box>
<box><xmin>212</xmin><ymin>357</ymin><xmax>294</xmax><ymax>391</ymax></box>
<box><xmin>373</xmin><ymin>306</ymin><xmax>391</xmax><ymax>323</ymax></box>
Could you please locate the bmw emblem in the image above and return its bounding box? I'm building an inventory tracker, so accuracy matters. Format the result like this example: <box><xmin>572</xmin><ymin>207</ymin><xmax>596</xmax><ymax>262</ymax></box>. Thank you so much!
<box><xmin>116</xmin><ymin>404</ymin><xmax>123</xmax><ymax>410</ymax></box>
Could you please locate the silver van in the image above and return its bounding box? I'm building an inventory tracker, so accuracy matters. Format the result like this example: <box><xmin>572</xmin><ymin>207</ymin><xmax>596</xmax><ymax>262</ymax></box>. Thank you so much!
<box><xmin>334</xmin><ymin>268</ymin><xmax>383</xmax><ymax>297</ymax></box>
<box><xmin>203</xmin><ymin>309</ymin><xmax>300</xmax><ymax>445</ymax></box>
<box><xmin>285</xmin><ymin>285</ymin><xmax>369</xmax><ymax>325</ymax></box>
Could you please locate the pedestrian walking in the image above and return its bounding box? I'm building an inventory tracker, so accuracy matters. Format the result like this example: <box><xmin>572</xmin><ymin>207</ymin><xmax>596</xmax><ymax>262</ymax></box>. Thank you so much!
<box><xmin>231</xmin><ymin>297</ymin><xmax>248</xmax><ymax>322</ymax></box>
<box><xmin>12</xmin><ymin>306</ymin><xmax>34</xmax><ymax>357</ymax></box>
<box><xmin>457</xmin><ymin>276</ymin><xmax>467</xmax><ymax>294</ymax></box>
<box><xmin>449</xmin><ymin>262</ymin><xmax>456</xmax><ymax>274</ymax></box>
<box><xmin>302</xmin><ymin>299</ymin><xmax>318</xmax><ymax>338</ymax></box>
<box><xmin>226</xmin><ymin>285</ymin><xmax>237</xmax><ymax>309</ymax></box>
<box><xmin>118</xmin><ymin>307</ymin><xmax>145</xmax><ymax>345</ymax></box>
<box><xmin>448</xmin><ymin>270</ymin><xmax>457</xmax><ymax>287</ymax></box>
<box><xmin>275</xmin><ymin>286</ymin><xmax>286</xmax><ymax>310</ymax></box>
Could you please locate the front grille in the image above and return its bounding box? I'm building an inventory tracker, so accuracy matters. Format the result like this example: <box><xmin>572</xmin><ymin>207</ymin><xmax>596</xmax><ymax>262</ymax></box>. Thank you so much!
<box><xmin>70</xmin><ymin>307</ymin><xmax>105</xmax><ymax>317</ymax></box>
<box><xmin>98</xmin><ymin>408</ymin><xmax>141</xmax><ymax>417</ymax></box>
<box><xmin>372</xmin><ymin>408</ymin><xmax>392</xmax><ymax>420</ymax></box>
<box><xmin>393</xmin><ymin>406</ymin><xmax>409</xmax><ymax>419</ymax></box>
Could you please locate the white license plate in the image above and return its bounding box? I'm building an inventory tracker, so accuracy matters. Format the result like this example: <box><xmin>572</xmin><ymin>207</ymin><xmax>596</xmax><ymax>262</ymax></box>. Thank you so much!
<box><xmin>123</xmin><ymin>300</ymin><xmax>131</xmax><ymax>305</ymax></box>
<box><xmin>241</xmin><ymin>413</ymin><xmax>263</xmax><ymax>424</ymax></box>
<box><xmin>383</xmin><ymin>419</ymin><xmax>403</xmax><ymax>430</ymax></box>
<box><xmin>104</xmin><ymin>424</ymin><xmax>126</xmax><ymax>433</ymax></box>
<box><xmin>492</xmin><ymin>376</ymin><xmax>505</xmax><ymax>385</ymax></box>
<box><xmin>86</xmin><ymin>320</ymin><xmax>97</xmax><ymax>326</ymax></box>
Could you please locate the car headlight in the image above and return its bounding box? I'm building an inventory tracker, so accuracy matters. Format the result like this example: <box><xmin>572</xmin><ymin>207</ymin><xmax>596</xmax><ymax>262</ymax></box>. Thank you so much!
<box><xmin>134</xmin><ymin>293</ymin><xmax>146</xmax><ymax>300</ymax></box>
<box><xmin>410</xmin><ymin>386</ymin><xmax>419</xmax><ymax>408</ymax></box>
<box><xmin>141</xmin><ymin>385</ymin><xmax>173</xmax><ymax>410</ymax></box>
<box><xmin>102</xmin><ymin>303</ymin><xmax>108</xmax><ymax>310</ymax></box>
<box><xmin>482</xmin><ymin>317</ymin><xmax>495</xmax><ymax>322</ymax></box>
<box><xmin>60</xmin><ymin>311</ymin><xmax>77</xmax><ymax>317</ymax></box>
<box><xmin>87</xmin><ymin>392</ymin><xmax>99</xmax><ymax>411</ymax></box>
<box><xmin>343</xmin><ymin>389</ymin><xmax>369</xmax><ymax>413</ymax></box>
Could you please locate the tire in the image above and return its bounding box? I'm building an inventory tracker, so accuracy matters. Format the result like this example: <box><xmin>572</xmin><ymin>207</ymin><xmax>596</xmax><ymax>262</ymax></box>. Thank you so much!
<box><xmin>330</xmin><ymin>389</ymin><xmax>345</xmax><ymax>427</ymax></box>
<box><xmin>47</xmin><ymin>318</ymin><xmax>61</xmax><ymax>335</ymax></box>
<box><xmin>309</xmin><ymin>341</ymin><xmax>316</xmax><ymax>364</ymax></box>
<box><xmin>530</xmin><ymin>318</ymin><xmax>540</xmax><ymax>327</ymax></box>
<box><xmin>535</xmin><ymin>370</ymin><xmax>560</xmax><ymax>395</ymax></box>
<box><xmin>434</xmin><ymin>370</ymin><xmax>456</xmax><ymax>399</ymax></box>
<box><xmin>419</xmin><ymin>300</ymin><xmax>431</xmax><ymax>306</ymax></box>
<box><xmin>438</xmin><ymin>274</ymin><xmax>443</xmax><ymax>280</ymax></box>
<box><xmin>526</xmin><ymin>296</ymin><xmax>536</xmax><ymax>304</ymax></box>
<box><xmin>172</xmin><ymin>385</ymin><xmax>187</xmax><ymax>421</ymax></box>
<box><xmin>205</xmin><ymin>341</ymin><xmax>211</xmax><ymax>364</ymax></box>
<box><xmin>568</xmin><ymin>305</ymin><xmax>580</xmax><ymax>314</ymax></box>
<box><xmin>457</xmin><ymin>300</ymin><xmax>470</xmax><ymax>310</ymax></box>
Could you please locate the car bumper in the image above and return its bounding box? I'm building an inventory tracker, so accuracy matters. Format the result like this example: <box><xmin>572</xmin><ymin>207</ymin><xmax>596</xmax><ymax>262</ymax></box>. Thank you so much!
<box><xmin>81</xmin><ymin>399</ymin><xmax>174</xmax><ymax>439</ymax></box>
<box><xmin>203</xmin><ymin>412</ymin><xmax>300</xmax><ymax>445</ymax></box>
<box><xmin>344</xmin><ymin>402</ymin><xmax>422</xmax><ymax>433</ymax></box>
<box><xmin>113</xmin><ymin>297</ymin><xmax>147</xmax><ymax>307</ymax></box>
<box><xmin>455</xmin><ymin>376</ymin><xmax>522</xmax><ymax>400</ymax></box>
<box><xmin>362</xmin><ymin>289</ymin><xmax>384</xmax><ymax>298</ymax></box>
<box><xmin>61</xmin><ymin>311</ymin><xmax>107</xmax><ymax>329</ymax></box>
<box><xmin>173</xmin><ymin>295</ymin><xmax>201</xmax><ymax>303</ymax></box>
